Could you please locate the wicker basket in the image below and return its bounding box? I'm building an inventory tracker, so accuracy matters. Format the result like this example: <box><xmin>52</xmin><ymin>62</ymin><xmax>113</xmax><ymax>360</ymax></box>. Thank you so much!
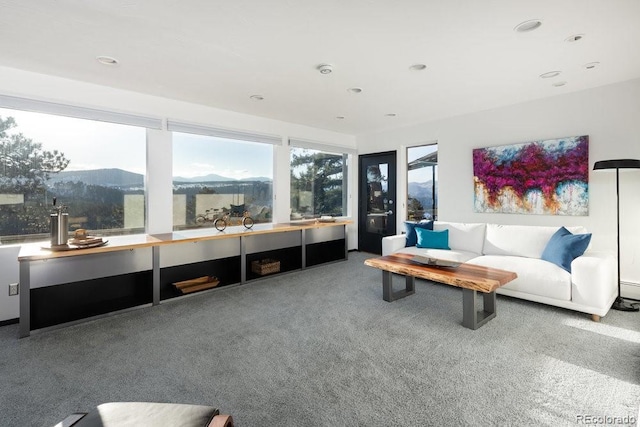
<box><xmin>251</xmin><ymin>259</ymin><xmax>281</xmax><ymax>276</ymax></box>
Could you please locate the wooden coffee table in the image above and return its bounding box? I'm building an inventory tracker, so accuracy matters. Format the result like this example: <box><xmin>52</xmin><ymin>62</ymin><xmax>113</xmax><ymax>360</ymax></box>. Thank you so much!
<box><xmin>364</xmin><ymin>253</ymin><xmax>517</xmax><ymax>329</ymax></box>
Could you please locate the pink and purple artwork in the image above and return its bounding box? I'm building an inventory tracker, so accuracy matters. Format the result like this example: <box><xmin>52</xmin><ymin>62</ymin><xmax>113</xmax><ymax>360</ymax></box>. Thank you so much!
<box><xmin>473</xmin><ymin>135</ymin><xmax>589</xmax><ymax>215</ymax></box>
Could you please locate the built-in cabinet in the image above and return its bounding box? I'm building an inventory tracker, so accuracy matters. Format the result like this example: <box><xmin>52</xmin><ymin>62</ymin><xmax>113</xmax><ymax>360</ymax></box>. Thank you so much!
<box><xmin>18</xmin><ymin>221</ymin><xmax>350</xmax><ymax>337</ymax></box>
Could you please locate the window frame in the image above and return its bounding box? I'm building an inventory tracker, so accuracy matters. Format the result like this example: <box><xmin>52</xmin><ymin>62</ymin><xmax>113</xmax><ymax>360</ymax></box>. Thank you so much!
<box><xmin>288</xmin><ymin>138</ymin><xmax>354</xmax><ymax>220</ymax></box>
<box><xmin>406</xmin><ymin>142</ymin><xmax>438</xmax><ymax>222</ymax></box>
<box><xmin>169</xmin><ymin>120</ymin><xmax>280</xmax><ymax>231</ymax></box>
<box><xmin>0</xmin><ymin>96</ymin><xmax>161</xmax><ymax>243</ymax></box>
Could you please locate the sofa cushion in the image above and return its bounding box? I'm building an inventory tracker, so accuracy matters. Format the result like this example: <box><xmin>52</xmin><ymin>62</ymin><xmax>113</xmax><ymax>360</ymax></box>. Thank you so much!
<box><xmin>482</xmin><ymin>224</ymin><xmax>589</xmax><ymax>259</ymax></box>
<box><xmin>433</xmin><ymin>222</ymin><xmax>486</xmax><ymax>255</ymax></box>
<box><xmin>404</xmin><ymin>220</ymin><xmax>433</xmax><ymax>247</ymax></box>
<box><xmin>393</xmin><ymin>246</ymin><xmax>479</xmax><ymax>263</ymax></box>
<box><xmin>467</xmin><ymin>255</ymin><xmax>571</xmax><ymax>301</ymax></box>
<box><xmin>416</xmin><ymin>228</ymin><xmax>450</xmax><ymax>249</ymax></box>
<box><xmin>541</xmin><ymin>226</ymin><xmax>592</xmax><ymax>273</ymax></box>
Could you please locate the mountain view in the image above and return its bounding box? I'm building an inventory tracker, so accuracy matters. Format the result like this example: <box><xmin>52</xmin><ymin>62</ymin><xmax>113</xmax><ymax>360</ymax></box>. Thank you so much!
<box><xmin>48</xmin><ymin>169</ymin><xmax>272</xmax><ymax>188</ymax></box>
<box><xmin>408</xmin><ymin>180</ymin><xmax>437</xmax><ymax>210</ymax></box>
<box><xmin>49</xmin><ymin>168</ymin><xmax>144</xmax><ymax>187</ymax></box>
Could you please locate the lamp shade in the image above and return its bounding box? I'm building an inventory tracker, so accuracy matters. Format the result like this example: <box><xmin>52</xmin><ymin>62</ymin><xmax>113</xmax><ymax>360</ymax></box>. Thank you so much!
<box><xmin>593</xmin><ymin>159</ymin><xmax>640</xmax><ymax>170</ymax></box>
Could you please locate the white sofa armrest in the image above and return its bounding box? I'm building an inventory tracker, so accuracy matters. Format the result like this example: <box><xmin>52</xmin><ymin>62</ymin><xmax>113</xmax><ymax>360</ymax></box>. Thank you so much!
<box><xmin>571</xmin><ymin>251</ymin><xmax>617</xmax><ymax>312</ymax></box>
<box><xmin>382</xmin><ymin>235</ymin><xmax>407</xmax><ymax>256</ymax></box>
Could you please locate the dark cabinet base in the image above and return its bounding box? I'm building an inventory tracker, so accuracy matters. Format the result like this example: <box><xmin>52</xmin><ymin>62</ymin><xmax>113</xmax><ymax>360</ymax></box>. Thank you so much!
<box><xmin>30</xmin><ymin>271</ymin><xmax>153</xmax><ymax>330</ymax></box>
<box><xmin>306</xmin><ymin>239</ymin><xmax>346</xmax><ymax>267</ymax></box>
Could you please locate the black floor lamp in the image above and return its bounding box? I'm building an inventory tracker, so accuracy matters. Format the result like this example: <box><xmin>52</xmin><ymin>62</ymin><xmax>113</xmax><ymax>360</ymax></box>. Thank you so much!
<box><xmin>593</xmin><ymin>159</ymin><xmax>640</xmax><ymax>312</ymax></box>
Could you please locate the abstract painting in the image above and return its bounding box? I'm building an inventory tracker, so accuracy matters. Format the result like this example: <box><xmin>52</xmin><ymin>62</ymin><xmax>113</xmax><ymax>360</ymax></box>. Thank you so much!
<box><xmin>473</xmin><ymin>135</ymin><xmax>589</xmax><ymax>215</ymax></box>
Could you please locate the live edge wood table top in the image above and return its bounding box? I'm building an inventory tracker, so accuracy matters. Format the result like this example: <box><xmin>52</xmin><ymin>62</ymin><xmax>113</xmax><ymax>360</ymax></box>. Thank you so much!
<box><xmin>364</xmin><ymin>253</ymin><xmax>517</xmax><ymax>330</ymax></box>
<box><xmin>364</xmin><ymin>253</ymin><xmax>517</xmax><ymax>293</ymax></box>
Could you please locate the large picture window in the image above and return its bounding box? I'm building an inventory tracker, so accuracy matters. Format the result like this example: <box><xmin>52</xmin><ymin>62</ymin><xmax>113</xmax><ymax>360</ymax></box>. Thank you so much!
<box><xmin>407</xmin><ymin>143</ymin><xmax>438</xmax><ymax>221</ymax></box>
<box><xmin>290</xmin><ymin>146</ymin><xmax>347</xmax><ymax>220</ymax></box>
<box><xmin>172</xmin><ymin>132</ymin><xmax>273</xmax><ymax>230</ymax></box>
<box><xmin>0</xmin><ymin>108</ymin><xmax>147</xmax><ymax>244</ymax></box>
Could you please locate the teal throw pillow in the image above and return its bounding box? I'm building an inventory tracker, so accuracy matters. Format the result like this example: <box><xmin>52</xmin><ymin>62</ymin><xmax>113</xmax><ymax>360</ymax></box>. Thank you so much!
<box><xmin>404</xmin><ymin>221</ymin><xmax>433</xmax><ymax>247</ymax></box>
<box><xmin>415</xmin><ymin>228</ymin><xmax>450</xmax><ymax>250</ymax></box>
<box><xmin>541</xmin><ymin>226</ymin><xmax>592</xmax><ymax>273</ymax></box>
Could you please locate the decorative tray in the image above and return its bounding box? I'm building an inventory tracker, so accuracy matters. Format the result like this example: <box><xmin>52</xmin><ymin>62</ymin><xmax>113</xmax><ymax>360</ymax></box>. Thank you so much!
<box><xmin>411</xmin><ymin>255</ymin><xmax>461</xmax><ymax>268</ymax></box>
<box><xmin>43</xmin><ymin>239</ymin><xmax>108</xmax><ymax>251</ymax></box>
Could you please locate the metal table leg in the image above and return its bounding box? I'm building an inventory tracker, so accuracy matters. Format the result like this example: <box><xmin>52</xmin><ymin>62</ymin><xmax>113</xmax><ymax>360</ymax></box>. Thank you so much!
<box><xmin>462</xmin><ymin>289</ymin><xmax>497</xmax><ymax>330</ymax></box>
<box><xmin>382</xmin><ymin>271</ymin><xmax>415</xmax><ymax>302</ymax></box>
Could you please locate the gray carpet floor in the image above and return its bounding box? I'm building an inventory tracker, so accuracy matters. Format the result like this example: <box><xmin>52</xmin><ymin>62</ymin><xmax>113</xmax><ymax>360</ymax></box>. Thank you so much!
<box><xmin>1</xmin><ymin>251</ymin><xmax>639</xmax><ymax>426</ymax></box>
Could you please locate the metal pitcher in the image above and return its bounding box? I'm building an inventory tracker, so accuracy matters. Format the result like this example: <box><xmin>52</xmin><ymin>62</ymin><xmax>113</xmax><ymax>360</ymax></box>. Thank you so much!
<box><xmin>50</xmin><ymin>197</ymin><xmax>69</xmax><ymax>246</ymax></box>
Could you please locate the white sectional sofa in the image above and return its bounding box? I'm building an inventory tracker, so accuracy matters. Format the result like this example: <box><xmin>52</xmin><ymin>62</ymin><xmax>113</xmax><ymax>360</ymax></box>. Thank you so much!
<box><xmin>382</xmin><ymin>221</ymin><xmax>617</xmax><ymax>320</ymax></box>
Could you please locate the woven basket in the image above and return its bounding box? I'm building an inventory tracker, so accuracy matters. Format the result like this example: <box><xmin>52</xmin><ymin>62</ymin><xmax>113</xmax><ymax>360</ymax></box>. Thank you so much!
<box><xmin>251</xmin><ymin>259</ymin><xmax>281</xmax><ymax>275</ymax></box>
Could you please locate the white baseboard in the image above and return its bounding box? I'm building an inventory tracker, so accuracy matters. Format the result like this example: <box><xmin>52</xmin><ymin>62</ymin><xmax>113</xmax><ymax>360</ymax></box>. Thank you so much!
<box><xmin>621</xmin><ymin>281</ymin><xmax>640</xmax><ymax>301</ymax></box>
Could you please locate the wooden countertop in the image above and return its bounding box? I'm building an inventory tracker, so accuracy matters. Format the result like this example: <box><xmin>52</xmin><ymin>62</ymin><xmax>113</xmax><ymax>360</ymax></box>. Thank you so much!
<box><xmin>18</xmin><ymin>220</ymin><xmax>352</xmax><ymax>261</ymax></box>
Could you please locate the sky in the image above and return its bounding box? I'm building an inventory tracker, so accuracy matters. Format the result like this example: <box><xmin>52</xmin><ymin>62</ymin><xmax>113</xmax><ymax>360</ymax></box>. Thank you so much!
<box><xmin>407</xmin><ymin>143</ymin><xmax>438</xmax><ymax>183</ymax></box>
<box><xmin>0</xmin><ymin>108</ymin><xmax>273</xmax><ymax>180</ymax></box>
<box><xmin>173</xmin><ymin>132</ymin><xmax>272</xmax><ymax>179</ymax></box>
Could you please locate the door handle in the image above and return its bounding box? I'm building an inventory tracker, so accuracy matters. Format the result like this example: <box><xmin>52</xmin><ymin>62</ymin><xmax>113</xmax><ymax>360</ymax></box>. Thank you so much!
<box><xmin>386</xmin><ymin>210</ymin><xmax>393</xmax><ymax>215</ymax></box>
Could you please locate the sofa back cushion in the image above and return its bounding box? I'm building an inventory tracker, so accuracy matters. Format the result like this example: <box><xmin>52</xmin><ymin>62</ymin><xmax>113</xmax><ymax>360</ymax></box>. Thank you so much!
<box><xmin>432</xmin><ymin>222</ymin><xmax>486</xmax><ymax>255</ymax></box>
<box><xmin>483</xmin><ymin>224</ymin><xmax>589</xmax><ymax>259</ymax></box>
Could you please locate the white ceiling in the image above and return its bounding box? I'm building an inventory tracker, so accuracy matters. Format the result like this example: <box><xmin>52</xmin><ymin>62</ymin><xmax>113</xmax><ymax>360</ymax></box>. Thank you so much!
<box><xmin>1</xmin><ymin>0</ymin><xmax>639</xmax><ymax>136</ymax></box>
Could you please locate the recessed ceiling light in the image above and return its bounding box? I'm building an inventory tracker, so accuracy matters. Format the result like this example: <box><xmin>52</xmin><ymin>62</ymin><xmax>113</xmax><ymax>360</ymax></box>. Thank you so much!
<box><xmin>96</xmin><ymin>56</ymin><xmax>119</xmax><ymax>66</ymax></box>
<box><xmin>250</xmin><ymin>95</ymin><xmax>264</xmax><ymax>101</ymax></box>
<box><xmin>317</xmin><ymin>64</ymin><xmax>333</xmax><ymax>74</ymax></box>
<box><xmin>552</xmin><ymin>81</ymin><xmax>567</xmax><ymax>87</ymax></box>
<box><xmin>336</xmin><ymin>116</ymin><xmax>345</xmax><ymax>120</ymax></box>
<box><xmin>539</xmin><ymin>71</ymin><xmax>561</xmax><ymax>79</ymax></box>
<box><xmin>584</xmin><ymin>62</ymin><xmax>600</xmax><ymax>70</ymax></box>
<box><xmin>384</xmin><ymin>113</ymin><xmax>397</xmax><ymax>117</ymax></box>
<box><xmin>565</xmin><ymin>34</ymin><xmax>585</xmax><ymax>43</ymax></box>
<box><xmin>347</xmin><ymin>87</ymin><xmax>362</xmax><ymax>94</ymax></box>
<box><xmin>409</xmin><ymin>64</ymin><xmax>427</xmax><ymax>71</ymax></box>
<box><xmin>514</xmin><ymin>19</ymin><xmax>543</xmax><ymax>33</ymax></box>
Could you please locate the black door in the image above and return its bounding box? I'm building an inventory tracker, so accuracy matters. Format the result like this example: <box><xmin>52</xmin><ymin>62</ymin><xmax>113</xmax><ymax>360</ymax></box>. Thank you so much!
<box><xmin>358</xmin><ymin>151</ymin><xmax>397</xmax><ymax>254</ymax></box>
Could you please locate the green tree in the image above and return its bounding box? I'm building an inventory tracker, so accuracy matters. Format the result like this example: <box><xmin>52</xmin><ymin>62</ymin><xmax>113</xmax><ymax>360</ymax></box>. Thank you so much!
<box><xmin>290</xmin><ymin>149</ymin><xmax>344</xmax><ymax>216</ymax></box>
<box><xmin>407</xmin><ymin>197</ymin><xmax>424</xmax><ymax>220</ymax></box>
<box><xmin>0</xmin><ymin>116</ymin><xmax>70</xmax><ymax>237</ymax></box>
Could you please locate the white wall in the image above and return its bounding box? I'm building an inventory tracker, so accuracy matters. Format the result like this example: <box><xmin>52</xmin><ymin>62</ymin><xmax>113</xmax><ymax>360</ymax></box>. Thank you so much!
<box><xmin>0</xmin><ymin>66</ymin><xmax>358</xmax><ymax>322</ymax></box>
<box><xmin>358</xmin><ymin>78</ymin><xmax>640</xmax><ymax>295</ymax></box>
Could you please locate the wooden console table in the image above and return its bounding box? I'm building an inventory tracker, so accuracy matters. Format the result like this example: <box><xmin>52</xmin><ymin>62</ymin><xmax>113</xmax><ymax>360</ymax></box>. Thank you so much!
<box><xmin>18</xmin><ymin>220</ymin><xmax>350</xmax><ymax>338</ymax></box>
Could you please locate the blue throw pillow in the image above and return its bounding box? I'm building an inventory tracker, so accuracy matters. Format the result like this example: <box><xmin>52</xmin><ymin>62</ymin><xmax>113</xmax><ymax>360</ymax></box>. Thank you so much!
<box><xmin>404</xmin><ymin>220</ymin><xmax>433</xmax><ymax>247</ymax></box>
<box><xmin>541</xmin><ymin>227</ymin><xmax>592</xmax><ymax>273</ymax></box>
<box><xmin>416</xmin><ymin>228</ymin><xmax>450</xmax><ymax>250</ymax></box>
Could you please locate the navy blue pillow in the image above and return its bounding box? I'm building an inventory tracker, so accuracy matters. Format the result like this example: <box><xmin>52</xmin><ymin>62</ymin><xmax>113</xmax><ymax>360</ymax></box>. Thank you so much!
<box><xmin>541</xmin><ymin>227</ymin><xmax>592</xmax><ymax>273</ymax></box>
<box><xmin>405</xmin><ymin>220</ymin><xmax>433</xmax><ymax>247</ymax></box>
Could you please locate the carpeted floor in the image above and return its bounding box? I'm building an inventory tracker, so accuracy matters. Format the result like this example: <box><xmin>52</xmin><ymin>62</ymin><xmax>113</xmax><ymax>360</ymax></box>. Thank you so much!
<box><xmin>1</xmin><ymin>251</ymin><xmax>639</xmax><ymax>426</ymax></box>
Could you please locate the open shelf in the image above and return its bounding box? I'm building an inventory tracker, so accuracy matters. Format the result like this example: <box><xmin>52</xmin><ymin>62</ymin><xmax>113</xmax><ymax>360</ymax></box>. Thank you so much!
<box><xmin>160</xmin><ymin>256</ymin><xmax>241</xmax><ymax>301</ymax></box>
<box><xmin>246</xmin><ymin>246</ymin><xmax>302</xmax><ymax>281</ymax></box>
